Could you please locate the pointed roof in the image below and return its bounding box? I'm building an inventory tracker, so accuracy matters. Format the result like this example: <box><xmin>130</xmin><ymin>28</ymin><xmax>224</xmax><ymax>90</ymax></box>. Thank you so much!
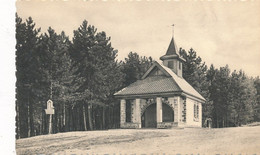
<box><xmin>160</xmin><ymin>37</ymin><xmax>185</xmax><ymax>62</ymax></box>
<box><xmin>165</xmin><ymin>37</ymin><xmax>178</xmax><ymax>56</ymax></box>
<box><xmin>114</xmin><ymin>61</ymin><xmax>205</xmax><ymax>102</ymax></box>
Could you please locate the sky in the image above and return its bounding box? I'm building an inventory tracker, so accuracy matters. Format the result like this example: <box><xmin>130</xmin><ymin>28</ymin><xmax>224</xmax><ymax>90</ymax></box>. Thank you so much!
<box><xmin>16</xmin><ymin>0</ymin><xmax>260</xmax><ymax>77</ymax></box>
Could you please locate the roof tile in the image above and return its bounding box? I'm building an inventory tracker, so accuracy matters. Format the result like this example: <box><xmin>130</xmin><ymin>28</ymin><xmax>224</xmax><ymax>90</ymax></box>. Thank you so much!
<box><xmin>114</xmin><ymin>61</ymin><xmax>206</xmax><ymax>101</ymax></box>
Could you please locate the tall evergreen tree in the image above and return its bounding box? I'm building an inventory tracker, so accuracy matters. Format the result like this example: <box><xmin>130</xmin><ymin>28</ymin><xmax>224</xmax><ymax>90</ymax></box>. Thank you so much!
<box><xmin>121</xmin><ymin>51</ymin><xmax>153</xmax><ymax>86</ymax></box>
<box><xmin>229</xmin><ymin>70</ymin><xmax>256</xmax><ymax>126</ymax></box>
<box><xmin>38</xmin><ymin>27</ymin><xmax>81</xmax><ymax>133</ymax></box>
<box><xmin>210</xmin><ymin>65</ymin><xmax>231</xmax><ymax>128</ymax></box>
<box><xmin>71</xmin><ymin>20</ymin><xmax>124</xmax><ymax>130</ymax></box>
<box><xmin>16</xmin><ymin>14</ymin><xmax>42</xmax><ymax>138</ymax></box>
<box><xmin>254</xmin><ymin>76</ymin><xmax>260</xmax><ymax>121</ymax></box>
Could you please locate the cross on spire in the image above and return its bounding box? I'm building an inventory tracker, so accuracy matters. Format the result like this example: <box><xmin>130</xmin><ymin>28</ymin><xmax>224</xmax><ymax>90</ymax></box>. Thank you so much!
<box><xmin>171</xmin><ymin>24</ymin><xmax>175</xmax><ymax>37</ymax></box>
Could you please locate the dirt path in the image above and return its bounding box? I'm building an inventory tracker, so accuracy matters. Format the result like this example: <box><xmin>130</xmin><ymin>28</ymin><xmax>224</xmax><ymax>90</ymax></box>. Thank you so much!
<box><xmin>16</xmin><ymin>126</ymin><xmax>260</xmax><ymax>154</ymax></box>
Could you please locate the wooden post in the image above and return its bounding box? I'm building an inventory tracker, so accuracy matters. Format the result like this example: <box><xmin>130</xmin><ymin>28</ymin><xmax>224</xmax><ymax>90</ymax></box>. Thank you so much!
<box><xmin>49</xmin><ymin>114</ymin><xmax>52</xmax><ymax>134</ymax></box>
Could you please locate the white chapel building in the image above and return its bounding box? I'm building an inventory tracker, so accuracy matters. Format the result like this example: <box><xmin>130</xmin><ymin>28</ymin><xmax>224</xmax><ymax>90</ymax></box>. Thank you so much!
<box><xmin>114</xmin><ymin>34</ymin><xmax>206</xmax><ymax>128</ymax></box>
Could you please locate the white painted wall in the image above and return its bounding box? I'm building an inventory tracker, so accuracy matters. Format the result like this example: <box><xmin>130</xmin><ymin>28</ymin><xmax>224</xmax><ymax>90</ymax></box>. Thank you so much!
<box><xmin>186</xmin><ymin>97</ymin><xmax>202</xmax><ymax>127</ymax></box>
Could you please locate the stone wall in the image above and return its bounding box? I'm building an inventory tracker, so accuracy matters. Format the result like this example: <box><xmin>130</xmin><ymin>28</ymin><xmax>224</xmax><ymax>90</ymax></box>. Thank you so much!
<box><xmin>120</xmin><ymin>123</ymin><xmax>141</xmax><ymax>129</ymax></box>
<box><xmin>140</xmin><ymin>98</ymin><xmax>156</xmax><ymax>116</ymax></box>
<box><xmin>171</xmin><ymin>97</ymin><xmax>178</xmax><ymax>123</ymax></box>
<box><xmin>181</xmin><ymin>97</ymin><xmax>186</xmax><ymax>122</ymax></box>
<box><xmin>120</xmin><ymin>99</ymin><xmax>126</xmax><ymax>125</ymax></box>
<box><xmin>130</xmin><ymin>99</ymin><xmax>135</xmax><ymax>123</ymax></box>
<box><xmin>157</xmin><ymin>122</ymin><xmax>178</xmax><ymax>128</ymax></box>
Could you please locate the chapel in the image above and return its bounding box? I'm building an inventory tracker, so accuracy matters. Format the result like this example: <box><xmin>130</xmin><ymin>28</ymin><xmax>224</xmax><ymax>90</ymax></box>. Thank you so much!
<box><xmin>114</xmin><ymin>33</ymin><xmax>205</xmax><ymax>128</ymax></box>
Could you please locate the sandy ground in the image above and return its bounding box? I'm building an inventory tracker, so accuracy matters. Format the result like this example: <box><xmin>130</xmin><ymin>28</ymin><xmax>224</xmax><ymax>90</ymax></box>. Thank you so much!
<box><xmin>16</xmin><ymin>126</ymin><xmax>260</xmax><ymax>155</ymax></box>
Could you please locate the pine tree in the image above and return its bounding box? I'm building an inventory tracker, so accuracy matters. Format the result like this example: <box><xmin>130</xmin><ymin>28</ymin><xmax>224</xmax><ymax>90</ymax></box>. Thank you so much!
<box><xmin>229</xmin><ymin>70</ymin><xmax>256</xmax><ymax>126</ymax></box>
<box><xmin>71</xmin><ymin>20</ymin><xmax>125</xmax><ymax>130</ymax></box>
<box><xmin>210</xmin><ymin>65</ymin><xmax>231</xmax><ymax>128</ymax></box>
<box><xmin>121</xmin><ymin>51</ymin><xmax>153</xmax><ymax>86</ymax></box>
<box><xmin>16</xmin><ymin>14</ymin><xmax>42</xmax><ymax>138</ymax></box>
<box><xmin>254</xmin><ymin>76</ymin><xmax>260</xmax><ymax>121</ymax></box>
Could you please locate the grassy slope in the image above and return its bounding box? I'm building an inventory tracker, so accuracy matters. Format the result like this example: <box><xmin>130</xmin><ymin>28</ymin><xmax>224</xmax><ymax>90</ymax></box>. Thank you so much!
<box><xmin>16</xmin><ymin>126</ymin><xmax>260</xmax><ymax>155</ymax></box>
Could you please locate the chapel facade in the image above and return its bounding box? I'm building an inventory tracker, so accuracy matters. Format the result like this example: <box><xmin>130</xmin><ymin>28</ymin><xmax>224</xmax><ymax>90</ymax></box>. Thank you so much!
<box><xmin>114</xmin><ymin>34</ymin><xmax>205</xmax><ymax>128</ymax></box>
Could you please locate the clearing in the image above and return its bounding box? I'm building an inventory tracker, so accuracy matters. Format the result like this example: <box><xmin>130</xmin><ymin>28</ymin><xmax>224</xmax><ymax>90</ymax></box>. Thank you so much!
<box><xmin>16</xmin><ymin>126</ymin><xmax>260</xmax><ymax>154</ymax></box>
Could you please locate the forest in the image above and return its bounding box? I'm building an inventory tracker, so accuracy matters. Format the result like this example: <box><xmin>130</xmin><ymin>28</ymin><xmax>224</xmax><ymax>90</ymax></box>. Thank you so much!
<box><xmin>15</xmin><ymin>14</ymin><xmax>260</xmax><ymax>139</ymax></box>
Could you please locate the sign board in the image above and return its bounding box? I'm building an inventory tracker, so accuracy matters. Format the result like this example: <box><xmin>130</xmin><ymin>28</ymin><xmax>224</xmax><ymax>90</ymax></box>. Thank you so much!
<box><xmin>45</xmin><ymin>108</ymin><xmax>55</xmax><ymax>115</ymax></box>
<box><xmin>45</xmin><ymin>99</ymin><xmax>55</xmax><ymax>115</ymax></box>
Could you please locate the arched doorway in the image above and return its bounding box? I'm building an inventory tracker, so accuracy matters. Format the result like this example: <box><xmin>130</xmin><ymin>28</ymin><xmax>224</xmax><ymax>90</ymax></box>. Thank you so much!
<box><xmin>141</xmin><ymin>102</ymin><xmax>174</xmax><ymax>128</ymax></box>
<box><xmin>162</xmin><ymin>103</ymin><xmax>174</xmax><ymax>122</ymax></box>
<box><xmin>141</xmin><ymin>103</ymin><xmax>156</xmax><ymax>128</ymax></box>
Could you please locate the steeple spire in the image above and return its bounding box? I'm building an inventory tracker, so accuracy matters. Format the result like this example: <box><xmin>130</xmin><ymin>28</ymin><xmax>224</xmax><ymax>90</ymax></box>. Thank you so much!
<box><xmin>161</xmin><ymin>24</ymin><xmax>181</xmax><ymax>58</ymax></box>
<box><xmin>165</xmin><ymin>37</ymin><xmax>178</xmax><ymax>56</ymax></box>
<box><xmin>160</xmin><ymin>25</ymin><xmax>185</xmax><ymax>77</ymax></box>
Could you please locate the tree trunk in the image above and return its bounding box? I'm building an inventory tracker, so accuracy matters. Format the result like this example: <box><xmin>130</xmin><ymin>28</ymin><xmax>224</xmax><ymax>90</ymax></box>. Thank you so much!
<box><xmin>88</xmin><ymin>104</ymin><xmax>93</xmax><ymax>130</ymax></box>
<box><xmin>63</xmin><ymin>103</ymin><xmax>66</xmax><ymax>132</ymax></box>
<box><xmin>108</xmin><ymin>107</ymin><xmax>111</xmax><ymax>129</ymax></box>
<box><xmin>102</xmin><ymin>106</ymin><xmax>106</xmax><ymax>129</ymax></box>
<box><xmin>83</xmin><ymin>104</ymin><xmax>87</xmax><ymax>131</ymax></box>
<box><xmin>111</xmin><ymin>106</ymin><xmax>113</xmax><ymax>128</ymax></box>
<box><xmin>40</xmin><ymin>106</ymin><xmax>43</xmax><ymax>135</ymax></box>
<box><xmin>29</xmin><ymin>102</ymin><xmax>34</xmax><ymax>136</ymax></box>
<box><xmin>27</xmin><ymin>100</ymin><xmax>31</xmax><ymax>137</ymax></box>
<box><xmin>16</xmin><ymin>101</ymin><xmax>20</xmax><ymax>139</ymax></box>
<box><xmin>77</xmin><ymin>106</ymin><xmax>80</xmax><ymax>130</ymax></box>
<box><xmin>68</xmin><ymin>106</ymin><xmax>71</xmax><ymax>131</ymax></box>
<box><xmin>216</xmin><ymin>116</ymin><xmax>219</xmax><ymax>128</ymax></box>
<box><xmin>71</xmin><ymin>107</ymin><xmax>75</xmax><ymax>131</ymax></box>
<box><xmin>93</xmin><ymin>107</ymin><xmax>96</xmax><ymax>130</ymax></box>
<box><xmin>57</xmin><ymin>108</ymin><xmax>59</xmax><ymax>133</ymax></box>
<box><xmin>237</xmin><ymin>114</ymin><xmax>240</xmax><ymax>127</ymax></box>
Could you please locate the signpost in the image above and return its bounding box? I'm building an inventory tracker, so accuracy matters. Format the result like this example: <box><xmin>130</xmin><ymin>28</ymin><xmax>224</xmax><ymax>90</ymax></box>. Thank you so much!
<box><xmin>45</xmin><ymin>99</ymin><xmax>54</xmax><ymax>134</ymax></box>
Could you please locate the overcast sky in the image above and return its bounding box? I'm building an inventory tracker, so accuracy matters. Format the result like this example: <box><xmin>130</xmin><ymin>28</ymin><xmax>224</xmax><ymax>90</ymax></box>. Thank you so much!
<box><xmin>16</xmin><ymin>0</ymin><xmax>260</xmax><ymax>77</ymax></box>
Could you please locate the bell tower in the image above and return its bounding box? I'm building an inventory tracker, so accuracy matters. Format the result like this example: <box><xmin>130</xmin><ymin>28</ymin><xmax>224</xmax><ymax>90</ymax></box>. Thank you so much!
<box><xmin>160</xmin><ymin>25</ymin><xmax>185</xmax><ymax>77</ymax></box>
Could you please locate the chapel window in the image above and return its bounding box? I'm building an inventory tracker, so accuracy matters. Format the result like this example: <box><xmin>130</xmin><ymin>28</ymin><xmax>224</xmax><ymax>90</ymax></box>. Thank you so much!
<box><xmin>194</xmin><ymin>104</ymin><xmax>197</xmax><ymax>118</ymax></box>
<box><xmin>197</xmin><ymin>104</ymin><xmax>199</xmax><ymax>119</ymax></box>
<box><xmin>194</xmin><ymin>103</ymin><xmax>199</xmax><ymax>120</ymax></box>
<box><xmin>168</xmin><ymin>61</ymin><xmax>173</xmax><ymax>69</ymax></box>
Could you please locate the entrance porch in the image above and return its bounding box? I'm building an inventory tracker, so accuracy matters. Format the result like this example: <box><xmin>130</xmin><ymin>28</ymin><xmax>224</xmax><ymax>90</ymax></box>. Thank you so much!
<box><xmin>120</xmin><ymin>97</ymin><xmax>184</xmax><ymax>129</ymax></box>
